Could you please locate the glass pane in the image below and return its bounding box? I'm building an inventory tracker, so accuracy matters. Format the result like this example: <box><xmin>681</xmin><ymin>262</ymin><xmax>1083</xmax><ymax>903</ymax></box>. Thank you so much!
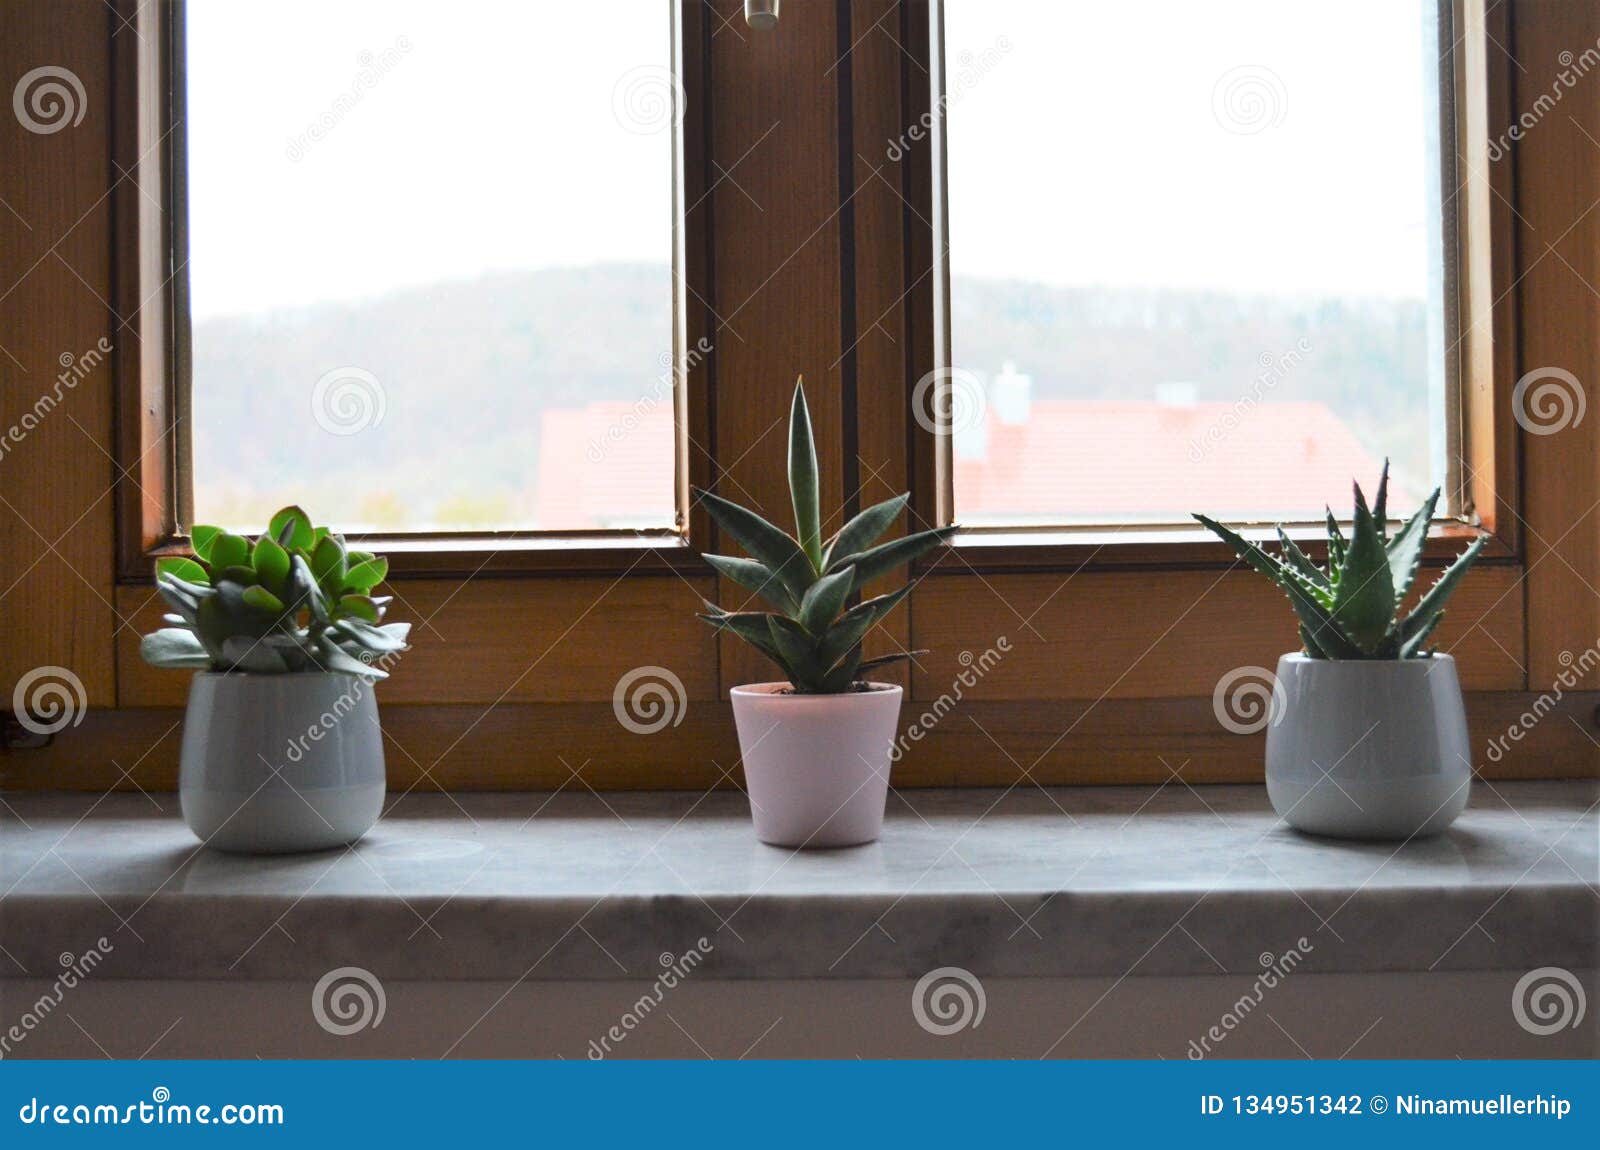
<box><xmin>185</xmin><ymin>0</ymin><xmax>675</xmax><ymax>533</ymax></box>
<box><xmin>942</xmin><ymin>0</ymin><xmax>1448</xmax><ymax>526</ymax></box>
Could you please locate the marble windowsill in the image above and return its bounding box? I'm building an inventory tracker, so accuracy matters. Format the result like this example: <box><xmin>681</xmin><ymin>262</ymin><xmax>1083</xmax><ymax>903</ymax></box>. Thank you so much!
<box><xmin>1</xmin><ymin>783</ymin><xmax>1595</xmax><ymax>983</ymax></box>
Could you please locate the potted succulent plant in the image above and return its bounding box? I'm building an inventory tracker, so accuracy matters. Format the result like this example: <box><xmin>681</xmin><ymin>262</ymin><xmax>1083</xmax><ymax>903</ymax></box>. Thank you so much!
<box><xmin>1195</xmin><ymin>464</ymin><xmax>1486</xmax><ymax>840</ymax></box>
<box><xmin>140</xmin><ymin>506</ymin><xmax>410</xmax><ymax>853</ymax></box>
<box><xmin>696</xmin><ymin>381</ymin><xmax>954</xmax><ymax>847</ymax></box>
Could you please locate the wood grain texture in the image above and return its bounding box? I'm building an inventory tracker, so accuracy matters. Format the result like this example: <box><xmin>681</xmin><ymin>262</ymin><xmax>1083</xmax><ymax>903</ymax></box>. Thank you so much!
<box><xmin>910</xmin><ymin>565</ymin><xmax>1527</xmax><ymax>700</ymax></box>
<box><xmin>1514</xmin><ymin>2</ymin><xmax>1600</xmax><ymax>705</ymax></box>
<box><xmin>847</xmin><ymin>0</ymin><xmax>916</xmax><ymax>689</ymax></box>
<box><xmin>706</xmin><ymin>0</ymin><xmax>846</xmax><ymax>692</ymax></box>
<box><xmin>6</xmin><ymin>690</ymin><xmax>1591</xmax><ymax>793</ymax></box>
<box><xmin>114</xmin><ymin>575</ymin><xmax>719</xmax><ymax>708</ymax></box>
<box><xmin>0</xmin><ymin>0</ymin><xmax>117</xmax><ymax>711</ymax></box>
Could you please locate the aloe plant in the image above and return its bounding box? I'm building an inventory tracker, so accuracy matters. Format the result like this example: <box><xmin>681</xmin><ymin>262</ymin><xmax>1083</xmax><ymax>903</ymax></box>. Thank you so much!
<box><xmin>1193</xmin><ymin>463</ymin><xmax>1486</xmax><ymax>660</ymax></box>
<box><xmin>695</xmin><ymin>380</ymin><xmax>955</xmax><ymax>692</ymax></box>
<box><xmin>140</xmin><ymin>506</ymin><xmax>410</xmax><ymax>679</ymax></box>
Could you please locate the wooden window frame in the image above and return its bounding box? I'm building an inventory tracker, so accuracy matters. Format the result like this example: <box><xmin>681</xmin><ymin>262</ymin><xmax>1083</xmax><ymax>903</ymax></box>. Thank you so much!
<box><xmin>5</xmin><ymin>0</ymin><xmax>1595</xmax><ymax>792</ymax></box>
<box><xmin>110</xmin><ymin>0</ymin><xmax>716</xmax><ymax>581</ymax></box>
<box><xmin>902</xmin><ymin>0</ymin><xmax>1520</xmax><ymax>573</ymax></box>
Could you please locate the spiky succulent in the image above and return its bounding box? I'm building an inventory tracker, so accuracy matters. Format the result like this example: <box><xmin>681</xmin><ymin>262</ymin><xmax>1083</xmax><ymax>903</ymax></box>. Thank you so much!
<box><xmin>1194</xmin><ymin>463</ymin><xmax>1486</xmax><ymax>660</ymax></box>
<box><xmin>140</xmin><ymin>506</ymin><xmax>410</xmax><ymax>679</ymax></box>
<box><xmin>695</xmin><ymin>380</ymin><xmax>955</xmax><ymax>693</ymax></box>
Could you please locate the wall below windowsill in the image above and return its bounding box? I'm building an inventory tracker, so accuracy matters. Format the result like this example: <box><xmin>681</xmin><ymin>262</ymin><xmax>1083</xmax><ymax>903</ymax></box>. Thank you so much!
<box><xmin>3</xmin><ymin>783</ymin><xmax>1594</xmax><ymax>984</ymax></box>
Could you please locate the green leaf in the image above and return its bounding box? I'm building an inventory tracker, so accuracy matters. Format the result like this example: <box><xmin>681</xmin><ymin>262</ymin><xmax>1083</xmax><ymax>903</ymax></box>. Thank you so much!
<box><xmin>698</xmin><ymin>608</ymin><xmax>788</xmax><ymax>667</ymax></box>
<box><xmin>268</xmin><ymin>505</ymin><xmax>315</xmax><ymax>551</ymax></box>
<box><xmin>1400</xmin><ymin>609</ymin><xmax>1446</xmax><ymax>658</ymax></box>
<box><xmin>1195</xmin><ymin>513</ymin><xmax>1357</xmax><ymax>655</ymax></box>
<box><xmin>1325</xmin><ymin>507</ymin><xmax>1347</xmax><ymax>573</ymax></box>
<box><xmin>1385</xmin><ymin>487</ymin><xmax>1439</xmax><ymax>604</ymax></box>
<box><xmin>693</xmin><ymin>487</ymin><xmax>813</xmax><ymax>601</ymax></box>
<box><xmin>139</xmin><ymin>627</ymin><xmax>213</xmax><ymax>669</ymax></box>
<box><xmin>1331</xmin><ymin>483</ymin><xmax>1396</xmax><ymax>653</ymax></box>
<box><xmin>209</xmin><ymin>532</ymin><xmax>251</xmax><ymax>571</ymax></box>
<box><xmin>189</xmin><ymin>525</ymin><xmax>222</xmax><ymax>564</ymax></box>
<box><xmin>702</xmin><ymin>554</ymin><xmax>797</xmax><ymax>614</ymax></box>
<box><xmin>338</xmin><ymin>593</ymin><xmax>381</xmax><ymax>623</ymax></box>
<box><xmin>1372</xmin><ymin>459</ymin><xmax>1391</xmax><ymax>541</ymax></box>
<box><xmin>219</xmin><ymin>636</ymin><xmax>289</xmax><ymax>674</ymax></box>
<box><xmin>767</xmin><ymin>614</ymin><xmax>821</xmax><ymax>687</ymax></box>
<box><xmin>799</xmin><ymin>566</ymin><xmax>854</xmax><ymax>635</ymax></box>
<box><xmin>816</xmin><ymin>583</ymin><xmax>913</xmax><ymax>672</ymax></box>
<box><xmin>240</xmin><ymin>584</ymin><xmax>285</xmax><ymax>614</ymax></box>
<box><xmin>312</xmin><ymin>534</ymin><xmax>348</xmax><ymax>589</ymax></box>
<box><xmin>1275</xmin><ymin>527</ymin><xmax>1329</xmax><ymax>589</ymax></box>
<box><xmin>156</xmin><ymin>556</ymin><xmax>210</xmax><ymax>586</ymax></box>
<box><xmin>857</xmin><ymin>650</ymin><xmax>925</xmax><ymax>675</ymax></box>
<box><xmin>788</xmin><ymin>379</ymin><xmax>823</xmax><ymax>571</ymax></box>
<box><xmin>831</xmin><ymin>526</ymin><xmax>957</xmax><ymax>593</ymax></box>
<box><xmin>251</xmin><ymin>536</ymin><xmax>291</xmax><ymax>596</ymax></box>
<box><xmin>1397</xmin><ymin>534</ymin><xmax>1487</xmax><ymax>647</ymax></box>
<box><xmin>824</xmin><ymin>494</ymin><xmax>909</xmax><ymax>571</ymax></box>
<box><xmin>343</xmin><ymin>556</ymin><xmax>389</xmax><ymax>591</ymax></box>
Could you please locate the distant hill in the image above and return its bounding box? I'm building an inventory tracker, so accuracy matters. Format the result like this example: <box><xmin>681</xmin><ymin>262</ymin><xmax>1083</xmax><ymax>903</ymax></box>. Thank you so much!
<box><xmin>191</xmin><ymin>265</ymin><xmax>1435</xmax><ymax>531</ymax></box>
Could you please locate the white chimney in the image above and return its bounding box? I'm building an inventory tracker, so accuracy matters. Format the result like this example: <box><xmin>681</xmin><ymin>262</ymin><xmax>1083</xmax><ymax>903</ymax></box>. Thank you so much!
<box><xmin>991</xmin><ymin>360</ymin><xmax>1031</xmax><ymax>425</ymax></box>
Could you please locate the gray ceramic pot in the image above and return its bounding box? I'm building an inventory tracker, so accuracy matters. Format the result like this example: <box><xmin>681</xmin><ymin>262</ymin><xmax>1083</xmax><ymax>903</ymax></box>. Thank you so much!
<box><xmin>179</xmin><ymin>672</ymin><xmax>386</xmax><ymax>853</ymax></box>
<box><xmin>1264</xmin><ymin>653</ymin><xmax>1471</xmax><ymax>839</ymax></box>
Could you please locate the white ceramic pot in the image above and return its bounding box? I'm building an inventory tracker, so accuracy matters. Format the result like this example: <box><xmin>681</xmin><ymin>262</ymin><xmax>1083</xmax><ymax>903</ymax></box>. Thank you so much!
<box><xmin>179</xmin><ymin>672</ymin><xmax>386</xmax><ymax>853</ymax></box>
<box><xmin>729</xmin><ymin>682</ymin><xmax>902</xmax><ymax>848</ymax></box>
<box><xmin>1265</xmin><ymin>653</ymin><xmax>1471</xmax><ymax>840</ymax></box>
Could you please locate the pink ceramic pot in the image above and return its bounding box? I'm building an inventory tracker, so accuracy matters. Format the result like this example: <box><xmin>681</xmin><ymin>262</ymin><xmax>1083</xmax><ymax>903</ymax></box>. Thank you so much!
<box><xmin>729</xmin><ymin>682</ymin><xmax>903</xmax><ymax>847</ymax></box>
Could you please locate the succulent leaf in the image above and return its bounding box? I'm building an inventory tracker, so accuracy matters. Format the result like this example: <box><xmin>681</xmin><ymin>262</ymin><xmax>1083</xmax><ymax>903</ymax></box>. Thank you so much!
<box><xmin>693</xmin><ymin>381</ymin><xmax>950</xmax><ymax>692</ymax></box>
<box><xmin>1330</xmin><ymin>483</ymin><xmax>1395</xmax><ymax>653</ymax></box>
<box><xmin>701</xmin><ymin>553</ymin><xmax>797</xmax><ymax>614</ymax></box>
<box><xmin>268</xmin><ymin>505</ymin><xmax>315</xmax><ymax>551</ymax></box>
<box><xmin>787</xmin><ymin>379</ymin><xmax>823</xmax><ymax>571</ymax></box>
<box><xmin>799</xmin><ymin>566</ymin><xmax>854</xmax><ymax>635</ymax></box>
<box><xmin>823</xmin><ymin>494</ymin><xmax>908</xmax><ymax>571</ymax></box>
<box><xmin>1197</xmin><ymin>468</ymin><xmax>1483</xmax><ymax>660</ymax></box>
<box><xmin>694</xmin><ymin>486</ymin><xmax>814</xmax><ymax>602</ymax></box>
<box><xmin>189</xmin><ymin>525</ymin><xmax>222</xmax><ymax>564</ymax></box>
<box><xmin>141</xmin><ymin>506</ymin><xmax>406</xmax><ymax>679</ymax></box>
<box><xmin>830</xmin><ymin>526</ymin><xmax>957</xmax><ymax>594</ymax></box>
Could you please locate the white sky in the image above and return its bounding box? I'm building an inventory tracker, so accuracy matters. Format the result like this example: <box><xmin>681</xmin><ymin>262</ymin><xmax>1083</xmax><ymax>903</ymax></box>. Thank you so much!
<box><xmin>186</xmin><ymin>0</ymin><xmax>1439</xmax><ymax>319</ymax></box>
<box><xmin>185</xmin><ymin>0</ymin><xmax>673</xmax><ymax>319</ymax></box>
<box><xmin>944</xmin><ymin>0</ymin><xmax>1440</xmax><ymax>299</ymax></box>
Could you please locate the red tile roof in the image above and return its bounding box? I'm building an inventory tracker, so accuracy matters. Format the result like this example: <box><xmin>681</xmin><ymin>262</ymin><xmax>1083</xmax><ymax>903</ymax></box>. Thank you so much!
<box><xmin>533</xmin><ymin>398</ymin><xmax>1407</xmax><ymax>528</ymax></box>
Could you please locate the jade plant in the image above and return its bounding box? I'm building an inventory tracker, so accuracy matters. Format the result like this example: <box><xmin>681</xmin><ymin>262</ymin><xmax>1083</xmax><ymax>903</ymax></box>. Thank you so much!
<box><xmin>695</xmin><ymin>380</ymin><xmax>954</xmax><ymax>693</ymax></box>
<box><xmin>140</xmin><ymin>506</ymin><xmax>410</xmax><ymax>679</ymax></box>
<box><xmin>1193</xmin><ymin>463</ymin><xmax>1485</xmax><ymax>660</ymax></box>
